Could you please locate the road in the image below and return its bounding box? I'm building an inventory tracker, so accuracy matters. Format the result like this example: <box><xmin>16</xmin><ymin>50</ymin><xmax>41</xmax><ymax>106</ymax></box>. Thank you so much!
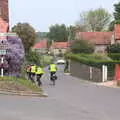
<box><xmin>0</xmin><ymin>65</ymin><xmax>120</xmax><ymax>120</ymax></box>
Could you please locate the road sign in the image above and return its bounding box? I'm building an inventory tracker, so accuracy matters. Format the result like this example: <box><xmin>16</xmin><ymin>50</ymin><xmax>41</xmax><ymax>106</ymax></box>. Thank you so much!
<box><xmin>0</xmin><ymin>49</ymin><xmax>7</xmax><ymax>55</ymax></box>
<box><xmin>0</xmin><ymin>32</ymin><xmax>17</xmax><ymax>37</ymax></box>
<box><xmin>0</xmin><ymin>44</ymin><xmax>9</xmax><ymax>49</ymax></box>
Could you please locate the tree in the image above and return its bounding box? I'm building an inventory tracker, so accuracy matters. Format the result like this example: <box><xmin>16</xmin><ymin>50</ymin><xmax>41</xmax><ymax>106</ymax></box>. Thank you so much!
<box><xmin>35</xmin><ymin>32</ymin><xmax>48</xmax><ymax>43</ymax></box>
<box><xmin>47</xmin><ymin>24</ymin><xmax>68</xmax><ymax>42</ymax></box>
<box><xmin>71</xmin><ymin>39</ymin><xmax>94</xmax><ymax>54</ymax></box>
<box><xmin>77</xmin><ymin>8</ymin><xmax>111</xmax><ymax>31</ymax></box>
<box><xmin>67</xmin><ymin>25</ymin><xmax>76</xmax><ymax>41</ymax></box>
<box><xmin>108</xmin><ymin>21</ymin><xmax>115</xmax><ymax>31</ymax></box>
<box><xmin>108</xmin><ymin>2</ymin><xmax>120</xmax><ymax>31</ymax></box>
<box><xmin>114</xmin><ymin>2</ymin><xmax>120</xmax><ymax>23</ymax></box>
<box><xmin>12</xmin><ymin>23</ymin><xmax>36</xmax><ymax>54</ymax></box>
<box><xmin>76</xmin><ymin>11</ymin><xmax>90</xmax><ymax>32</ymax></box>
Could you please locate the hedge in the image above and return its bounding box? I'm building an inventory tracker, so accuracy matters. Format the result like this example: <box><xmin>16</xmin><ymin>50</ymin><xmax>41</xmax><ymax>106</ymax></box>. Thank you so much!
<box><xmin>65</xmin><ymin>53</ymin><xmax>120</xmax><ymax>68</ymax></box>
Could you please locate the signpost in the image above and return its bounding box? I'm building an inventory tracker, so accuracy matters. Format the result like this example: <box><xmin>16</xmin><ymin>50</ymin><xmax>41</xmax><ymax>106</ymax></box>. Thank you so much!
<box><xmin>0</xmin><ymin>33</ymin><xmax>10</xmax><ymax>77</ymax></box>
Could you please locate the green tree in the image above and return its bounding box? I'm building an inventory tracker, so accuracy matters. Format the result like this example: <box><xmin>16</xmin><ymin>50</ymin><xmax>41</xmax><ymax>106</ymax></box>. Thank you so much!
<box><xmin>12</xmin><ymin>23</ymin><xmax>36</xmax><ymax>54</ymax></box>
<box><xmin>87</xmin><ymin>8</ymin><xmax>111</xmax><ymax>31</ymax></box>
<box><xmin>114</xmin><ymin>2</ymin><xmax>120</xmax><ymax>23</ymax></box>
<box><xmin>108</xmin><ymin>21</ymin><xmax>115</xmax><ymax>31</ymax></box>
<box><xmin>76</xmin><ymin>11</ymin><xmax>91</xmax><ymax>32</ymax></box>
<box><xmin>47</xmin><ymin>24</ymin><xmax>68</xmax><ymax>42</ymax></box>
<box><xmin>35</xmin><ymin>32</ymin><xmax>48</xmax><ymax>43</ymax></box>
<box><xmin>71</xmin><ymin>39</ymin><xmax>94</xmax><ymax>54</ymax></box>
<box><xmin>67</xmin><ymin>25</ymin><xmax>76</xmax><ymax>41</ymax></box>
<box><xmin>77</xmin><ymin>8</ymin><xmax>111</xmax><ymax>31</ymax></box>
<box><xmin>108</xmin><ymin>2</ymin><xmax>120</xmax><ymax>31</ymax></box>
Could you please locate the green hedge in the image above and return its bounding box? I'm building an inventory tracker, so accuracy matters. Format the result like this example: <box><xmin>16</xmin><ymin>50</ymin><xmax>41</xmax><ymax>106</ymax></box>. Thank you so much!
<box><xmin>65</xmin><ymin>53</ymin><xmax>120</xmax><ymax>68</ymax></box>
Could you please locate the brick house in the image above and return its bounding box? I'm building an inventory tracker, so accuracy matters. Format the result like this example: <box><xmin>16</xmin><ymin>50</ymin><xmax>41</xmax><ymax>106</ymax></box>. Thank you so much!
<box><xmin>50</xmin><ymin>41</ymin><xmax>69</xmax><ymax>55</ymax></box>
<box><xmin>0</xmin><ymin>17</ymin><xmax>8</xmax><ymax>32</ymax></box>
<box><xmin>114</xmin><ymin>24</ymin><xmax>120</xmax><ymax>43</ymax></box>
<box><xmin>76</xmin><ymin>24</ymin><xmax>120</xmax><ymax>53</ymax></box>
<box><xmin>76</xmin><ymin>32</ymin><xmax>114</xmax><ymax>53</ymax></box>
<box><xmin>33</xmin><ymin>39</ymin><xmax>48</xmax><ymax>55</ymax></box>
<box><xmin>0</xmin><ymin>0</ymin><xmax>9</xmax><ymax>23</ymax></box>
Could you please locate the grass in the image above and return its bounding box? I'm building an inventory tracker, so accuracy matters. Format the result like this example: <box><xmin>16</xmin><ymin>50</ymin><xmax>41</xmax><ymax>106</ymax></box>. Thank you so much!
<box><xmin>0</xmin><ymin>76</ymin><xmax>42</xmax><ymax>92</ymax></box>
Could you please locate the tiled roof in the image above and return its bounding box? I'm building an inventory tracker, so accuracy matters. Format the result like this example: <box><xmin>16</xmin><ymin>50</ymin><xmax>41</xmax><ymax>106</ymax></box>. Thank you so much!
<box><xmin>52</xmin><ymin>42</ymin><xmax>69</xmax><ymax>49</ymax></box>
<box><xmin>114</xmin><ymin>24</ymin><xmax>120</xmax><ymax>40</ymax></box>
<box><xmin>33</xmin><ymin>39</ymin><xmax>47</xmax><ymax>49</ymax></box>
<box><xmin>77</xmin><ymin>32</ymin><xmax>113</xmax><ymax>45</ymax></box>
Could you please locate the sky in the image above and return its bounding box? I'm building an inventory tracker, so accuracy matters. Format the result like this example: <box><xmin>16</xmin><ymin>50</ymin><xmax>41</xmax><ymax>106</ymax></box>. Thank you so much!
<box><xmin>9</xmin><ymin>0</ymin><xmax>118</xmax><ymax>32</ymax></box>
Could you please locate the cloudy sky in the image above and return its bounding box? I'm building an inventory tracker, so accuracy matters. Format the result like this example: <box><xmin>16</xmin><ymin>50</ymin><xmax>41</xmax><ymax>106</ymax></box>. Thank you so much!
<box><xmin>9</xmin><ymin>0</ymin><xmax>118</xmax><ymax>32</ymax></box>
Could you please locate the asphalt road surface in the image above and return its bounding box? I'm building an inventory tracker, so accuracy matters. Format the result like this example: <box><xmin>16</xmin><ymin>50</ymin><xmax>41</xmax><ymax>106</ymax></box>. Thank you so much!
<box><xmin>0</xmin><ymin>65</ymin><xmax>120</xmax><ymax>120</ymax></box>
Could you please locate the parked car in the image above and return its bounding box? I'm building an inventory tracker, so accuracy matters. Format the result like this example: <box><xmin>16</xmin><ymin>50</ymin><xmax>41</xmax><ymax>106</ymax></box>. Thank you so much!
<box><xmin>56</xmin><ymin>59</ymin><xmax>66</xmax><ymax>64</ymax></box>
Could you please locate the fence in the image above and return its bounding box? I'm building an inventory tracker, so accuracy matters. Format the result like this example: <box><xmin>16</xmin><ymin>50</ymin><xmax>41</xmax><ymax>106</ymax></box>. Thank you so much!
<box><xmin>70</xmin><ymin>60</ymin><xmax>111</xmax><ymax>82</ymax></box>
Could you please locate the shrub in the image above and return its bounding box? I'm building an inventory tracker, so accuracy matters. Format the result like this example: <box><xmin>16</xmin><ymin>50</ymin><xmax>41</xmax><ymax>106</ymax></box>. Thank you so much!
<box><xmin>107</xmin><ymin>44</ymin><xmax>120</xmax><ymax>60</ymax></box>
<box><xmin>65</xmin><ymin>53</ymin><xmax>120</xmax><ymax>68</ymax></box>
<box><xmin>71</xmin><ymin>40</ymin><xmax>94</xmax><ymax>54</ymax></box>
<box><xmin>26</xmin><ymin>51</ymin><xmax>40</xmax><ymax>64</ymax></box>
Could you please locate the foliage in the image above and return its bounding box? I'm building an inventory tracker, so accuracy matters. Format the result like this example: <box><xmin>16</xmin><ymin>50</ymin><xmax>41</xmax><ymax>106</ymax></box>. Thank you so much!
<box><xmin>47</xmin><ymin>39</ymin><xmax>52</xmax><ymax>49</ymax></box>
<box><xmin>12</xmin><ymin>23</ymin><xmax>36</xmax><ymax>54</ymax></box>
<box><xmin>108</xmin><ymin>21</ymin><xmax>115</xmax><ymax>31</ymax></box>
<box><xmin>39</xmin><ymin>55</ymin><xmax>53</xmax><ymax>67</ymax></box>
<box><xmin>47</xmin><ymin>24</ymin><xmax>68</xmax><ymax>42</ymax></box>
<box><xmin>71</xmin><ymin>40</ymin><xmax>94</xmax><ymax>54</ymax></box>
<box><xmin>20</xmin><ymin>61</ymin><xmax>27</xmax><ymax>79</ymax></box>
<box><xmin>107</xmin><ymin>44</ymin><xmax>120</xmax><ymax>60</ymax></box>
<box><xmin>67</xmin><ymin>25</ymin><xmax>76</xmax><ymax>41</ymax></box>
<box><xmin>65</xmin><ymin>53</ymin><xmax>120</xmax><ymax>68</ymax></box>
<box><xmin>5</xmin><ymin>36</ymin><xmax>25</xmax><ymax>76</ymax></box>
<box><xmin>64</xmin><ymin>60</ymin><xmax>69</xmax><ymax>73</ymax></box>
<box><xmin>26</xmin><ymin>51</ymin><xmax>40</xmax><ymax>65</ymax></box>
<box><xmin>76</xmin><ymin>11</ymin><xmax>90</xmax><ymax>31</ymax></box>
<box><xmin>107</xmin><ymin>44</ymin><xmax>120</xmax><ymax>53</ymax></box>
<box><xmin>114</xmin><ymin>2</ymin><xmax>120</xmax><ymax>21</ymax></box>
<box><xmin>77</xmin><ymin>8</ymin><xmax>111</xmax><ymax>31</ymax></box>
<box><xmin>35</xmin><ymin>32</ymin><xmax>48</xmax><ymax>43</ymax></box>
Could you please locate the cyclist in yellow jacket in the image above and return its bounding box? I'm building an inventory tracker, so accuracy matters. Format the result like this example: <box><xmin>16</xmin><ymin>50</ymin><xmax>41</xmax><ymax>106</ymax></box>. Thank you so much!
<box><xmin>36</xmin><ymin>66</ymin><xmax>44</xmax><ymax>86</ymax></box>
<box><xmin>48</xmin><ymin>62</ymin><xmax>57</xmax><ymax>85</ymax></box>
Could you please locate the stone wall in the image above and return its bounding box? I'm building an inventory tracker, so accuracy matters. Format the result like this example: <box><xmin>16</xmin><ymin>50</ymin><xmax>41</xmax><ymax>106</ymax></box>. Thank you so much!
<box><xmin>70</xmin><ymin>60</ymin><xmax>102</xmax><ymax>82</ymax></box>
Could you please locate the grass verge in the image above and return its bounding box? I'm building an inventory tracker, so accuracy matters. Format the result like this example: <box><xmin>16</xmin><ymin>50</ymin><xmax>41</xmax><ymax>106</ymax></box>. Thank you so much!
<box><xmin>0</xmin><ymin>76</ymin><xmax>42</xmax><ymax>93</ymax></box>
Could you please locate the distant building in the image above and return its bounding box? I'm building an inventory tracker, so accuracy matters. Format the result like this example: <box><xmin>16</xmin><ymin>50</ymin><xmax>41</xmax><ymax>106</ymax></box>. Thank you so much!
<box><xmin>50</xmin><ymin>41</ymin><xmax>69</xmax><ymax>55</ymax></box>
<box><xmin>114</xmin><ymin>24</ymin><xmax>120</xmax><ymax>43</ymax></box>
<box><xmin>76</xmin><ymin>32</ymin><xmax>113</xmax><ymax>53</ymax></box>
<box><xmin>76</xmin><ymin>24</ymin><xmax>120</xmax><ymax>53</ymax></box>
<box><xmin>33</xmin><ymin>39</ymin><xmax>48</xmax><ymax>55</ymax></box>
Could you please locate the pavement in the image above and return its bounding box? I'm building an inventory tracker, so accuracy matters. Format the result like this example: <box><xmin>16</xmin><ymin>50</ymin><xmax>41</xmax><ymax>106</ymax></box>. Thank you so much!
<box><xmin>0</xmin><ymin>65</ymin><xmax>120</xmax><ymax>120</ymax></box>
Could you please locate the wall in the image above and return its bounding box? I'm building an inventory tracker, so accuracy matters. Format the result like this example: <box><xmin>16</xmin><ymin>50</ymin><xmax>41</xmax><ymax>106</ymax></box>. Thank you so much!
<box><xmin>70</xmin><ymin>60</ymin><xmax>102</xmax><ymax>82</ymax></box>
<box><xmin>94</xmin><ymin>45</ymin><xmax>107</xmax><ymax>53</ymax></box>
<box><xmin>0</xmin><ymin>0</ymin><xmax>9</xmax><ymax>22</ymax></box>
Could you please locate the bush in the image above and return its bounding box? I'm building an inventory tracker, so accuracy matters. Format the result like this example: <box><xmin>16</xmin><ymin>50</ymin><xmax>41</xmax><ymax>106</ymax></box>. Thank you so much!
<box><xmin>65</xmin><ymin>53</ymin><xmax>120</xmax><ymax>68</ymax></box>
<box><xmin>26</xmin><ymin>51</ymin><xmax>40</xmax><ymax>64</ymax></box>
<box><xmin>71</xmin><ymin>40</ymin><xmax>94</xmax><ymax>54</ymax></box>
<box><xmin>107</xmin><ymin>44</ymin><xmax>120</xmax><ymax>60</ymax></box>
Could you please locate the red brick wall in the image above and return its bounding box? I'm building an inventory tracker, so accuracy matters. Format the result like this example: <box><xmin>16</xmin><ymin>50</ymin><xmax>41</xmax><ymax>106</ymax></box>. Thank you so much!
<box><xmin>0</xmin><ymin>17</ymin><xmax>8</xmax><ymax>32</ymax></box>
<box><xmin>0</xmin><ymin>0</ymin><xmax>9</xmax><ymax>23</ymax></box>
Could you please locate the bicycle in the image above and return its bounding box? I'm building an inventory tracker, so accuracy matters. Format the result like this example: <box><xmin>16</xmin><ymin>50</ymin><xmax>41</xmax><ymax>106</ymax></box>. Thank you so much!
<box><xmin>50</xmin><ymin>73</ymin><xmax>57</xmax><ymax>86</ymax></box>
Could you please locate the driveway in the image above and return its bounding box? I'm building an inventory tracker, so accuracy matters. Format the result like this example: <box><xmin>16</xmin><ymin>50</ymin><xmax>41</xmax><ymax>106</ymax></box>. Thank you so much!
<box><xmin>0</xmin><ymin>65</ymin><xmax>120</xmax><ymax>120</ymax></box>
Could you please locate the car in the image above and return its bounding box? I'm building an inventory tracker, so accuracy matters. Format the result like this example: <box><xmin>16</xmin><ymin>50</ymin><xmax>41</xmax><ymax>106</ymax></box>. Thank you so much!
<box><xmin>56</xmin><ymin>59</ymin><xmax>66</xmax><ymax>64</ymax></box>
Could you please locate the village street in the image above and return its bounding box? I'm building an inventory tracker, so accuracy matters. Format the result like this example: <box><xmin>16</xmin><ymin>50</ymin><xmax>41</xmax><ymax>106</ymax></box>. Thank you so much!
<box><xmin>0</xmin><ymin>65</ymin><xmax>119</xmax><ymax>120</ymax></box>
